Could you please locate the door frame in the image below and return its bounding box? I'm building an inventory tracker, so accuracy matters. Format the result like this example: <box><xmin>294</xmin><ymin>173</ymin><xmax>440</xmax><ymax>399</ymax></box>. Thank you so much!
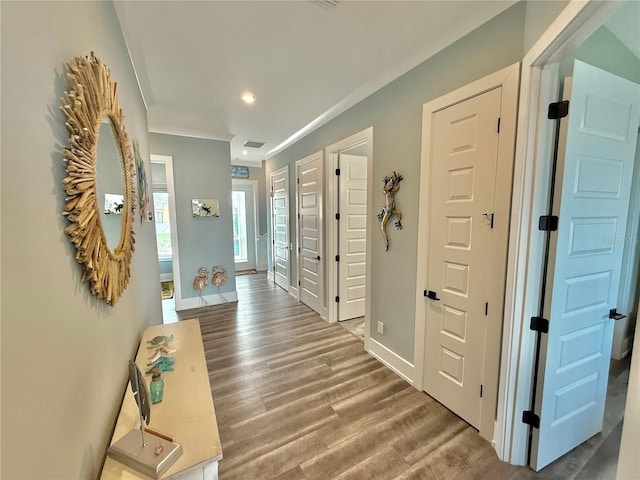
<box><xmin>325</xmin><ymin>128</ymin><xmax>374</xmax><ymax>332</ymax></box>
<box><xmin>413</xmin><ymin>62</ymin><xmax>520</xmax><ymax>443</ymax></box>
<box><xmin>232</xmin><ymin>179</ymin><xmax>258</xmax><ymax>271</ymax></box>
<box><xmin>150</xmin><ymin>154</ymin><xmax>183</xmax><ymax>310</ymax></box>
<box><xmin>295</xmin><ymin>150</ymin><xmax>325</xmax><ymax>316</ymax></box>
<box><xmin>495</xmin><ymin>0</ymin><xmax>628</xmax><ymax>465</ymax></box>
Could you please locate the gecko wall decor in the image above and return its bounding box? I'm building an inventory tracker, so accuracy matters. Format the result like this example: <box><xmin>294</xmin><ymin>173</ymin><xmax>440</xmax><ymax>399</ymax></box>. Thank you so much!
<box><xmin>377</xmin><ymin>171</ymin><xmax>403</xmax><ymax>251</ymax></box>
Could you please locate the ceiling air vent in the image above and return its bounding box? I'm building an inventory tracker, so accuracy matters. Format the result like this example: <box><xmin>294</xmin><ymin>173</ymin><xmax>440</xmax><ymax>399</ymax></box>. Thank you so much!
<box><xmin>243</xmin><ymin>140</ymin><xmax>266</xmax><ymax>149</ymax></box>
<box><xmin>309</xmin><ymin>0</ymin><xmax>339</xmax><ymax>9</ymax></box>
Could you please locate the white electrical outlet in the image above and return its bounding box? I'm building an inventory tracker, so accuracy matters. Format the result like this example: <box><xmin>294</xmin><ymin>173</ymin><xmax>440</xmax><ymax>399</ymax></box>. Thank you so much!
<box><xmin>377</xmin><ymin>321</ymin><xmax>384</xmax><ymax>334</ymax></box>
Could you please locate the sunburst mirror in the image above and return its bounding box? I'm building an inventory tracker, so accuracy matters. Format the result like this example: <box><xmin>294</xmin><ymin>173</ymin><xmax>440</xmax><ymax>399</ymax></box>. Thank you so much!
<box><xmin>61</xmin><ymin>52</ymin><xmax>136</xmax><ymax>306</ymax></box>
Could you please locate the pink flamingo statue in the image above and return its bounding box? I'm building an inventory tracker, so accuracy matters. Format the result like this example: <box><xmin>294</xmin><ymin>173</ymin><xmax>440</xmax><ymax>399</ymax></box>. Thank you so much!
<box><xmin>211</xmin><ymin>266</ymin><xmax>229</xmax><ymax>304</ymax></box>
<box><xmin>193</xmin><ymin>266</ymin><xmax>210</xmax><ymax>308</ymax></box>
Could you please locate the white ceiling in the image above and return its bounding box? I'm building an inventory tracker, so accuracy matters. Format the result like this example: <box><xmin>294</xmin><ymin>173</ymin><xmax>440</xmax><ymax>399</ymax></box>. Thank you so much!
<box><xmin>114</xmin><ymin>1</ymin><xmax>517</xmax><ymax>165</ymax></box>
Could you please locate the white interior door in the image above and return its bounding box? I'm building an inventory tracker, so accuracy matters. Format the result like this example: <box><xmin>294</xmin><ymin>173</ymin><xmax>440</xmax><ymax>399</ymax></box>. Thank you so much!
<box><xmin>531</xmin><ymin>60</ymin><xmax>640</xmax><ymax>471</ymax></box>
<box><xmin>271</xmin><ymin>167</ymin><xmax>290</xmax><ymax>291</ymax></box>
<box><xmin>338</xmin><ymin>153</ymin><xmax>367</xmax><ymax>321</ymax></box>
<box><xmin>297</xmin><ymin>153</ymin><xmax>324</xmax><ymax>315</ymax></box>
<box><xmin>232</xmin><ymin>181</ymin><xmax>257</xmax><ymax>271</ymax></box>
<box><xmin>423</xmin><ymin>87</ymin><xmax>502</xmax><ymax>428</ymax></box>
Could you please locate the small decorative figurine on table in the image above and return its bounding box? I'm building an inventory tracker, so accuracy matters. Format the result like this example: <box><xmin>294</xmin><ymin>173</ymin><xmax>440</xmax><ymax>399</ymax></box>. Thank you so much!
<box><xmin>377</xmin><ymin>171</ymin><xmax>403</xmax><ymax>251</ymax></box>
<box><xmin>148</xmin><ymin>345</ymin><xmax>176</xmax><ymax>363</ymax></box>
<box><xmin>147</xmin><ymin>335</ymin><xmax>174</xmax><ymax>347</ymax></box>
<box><xmin>149</xmin><ymin>367</ymin><xmax>165</xmax><ymax>404</ymax></box>
<box><xmin>146</xmin><ymin>356</ymin><xmax>176</xmax><ymax>374</ymax></box>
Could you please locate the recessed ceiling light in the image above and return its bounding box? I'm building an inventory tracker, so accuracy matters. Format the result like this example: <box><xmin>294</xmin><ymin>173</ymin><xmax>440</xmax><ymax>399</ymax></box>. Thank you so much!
<box><xmin>242</xmin><ymin>93</ymin><xmax>256</xmax><ymax>104</ymax></box>
<box><xmin>242</xmin><ymin>150</ymin><xmax>248</xmax><ymax>155</ymax></box>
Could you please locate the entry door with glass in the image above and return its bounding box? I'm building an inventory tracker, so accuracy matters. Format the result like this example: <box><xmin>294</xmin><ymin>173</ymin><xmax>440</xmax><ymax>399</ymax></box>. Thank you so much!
<box><xmin>232</xmin><ymin>181</ymin><xmax>257</xmax><ymax>272</ymax></box>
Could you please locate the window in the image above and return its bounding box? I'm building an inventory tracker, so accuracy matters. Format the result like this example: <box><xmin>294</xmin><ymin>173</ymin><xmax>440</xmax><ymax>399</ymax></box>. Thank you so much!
<box><xmin>232</xmin><ymin>190</ymin><xmax>247</xmax><ymax>262</ymax></box>
<box><xmin>153</xmin><ymin>191</ymin><xmax>172</xmax><ymax>259</ymax></box>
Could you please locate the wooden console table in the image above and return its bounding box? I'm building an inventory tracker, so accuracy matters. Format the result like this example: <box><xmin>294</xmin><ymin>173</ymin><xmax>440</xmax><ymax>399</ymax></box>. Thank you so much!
<box><xmin>101</xmin><ymin>319</ymin><xmax>222</xmax><ymax>479</ymax></box>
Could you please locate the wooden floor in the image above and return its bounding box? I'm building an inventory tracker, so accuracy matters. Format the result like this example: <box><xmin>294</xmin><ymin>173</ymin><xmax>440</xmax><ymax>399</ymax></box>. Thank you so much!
<box><xmin>175</xmin><ymin>273</ymin><xmax>627</xmax><ymax>480</ymax></box>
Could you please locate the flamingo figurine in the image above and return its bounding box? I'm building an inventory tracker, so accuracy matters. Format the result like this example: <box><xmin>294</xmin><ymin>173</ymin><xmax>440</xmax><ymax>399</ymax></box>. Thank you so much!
<box><xmin>211</xmin><ymin>265</ymin><xmax>229</xmax><ymax>304</ymax></box>
<box><xmin>193</xmin><ymin>266</ymin><xmax>210</xmax><ymax>308</ymax></box>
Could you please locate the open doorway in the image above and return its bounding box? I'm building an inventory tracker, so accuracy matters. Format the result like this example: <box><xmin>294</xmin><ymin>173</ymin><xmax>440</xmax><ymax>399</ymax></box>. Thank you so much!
<box><xmin>232</xmin><ymin>179</ymin><xmax>258</xmax><ymax>274</ymax></box>
<box><xmin>529</xmin><ymin>59</ymin><xmax>639</xmax><ymax>472</ymax></box>
<box><xmin>497</xmin><ymin>1</ymin><xmax>640</xmax><ymax>475</ymax></box>
<box><xmin>150</xmin><ymin>154</ymin><xmax>181</xmax><ymax>324</ymax></box>
<box><xmin>326</xmin><ymin>128</ymin><xmax>373</xmax><ymax>343</ymax></box>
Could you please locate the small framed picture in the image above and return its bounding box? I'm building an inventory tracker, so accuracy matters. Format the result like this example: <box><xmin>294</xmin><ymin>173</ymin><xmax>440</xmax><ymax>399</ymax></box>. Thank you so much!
<box><xmin>231</xmin><ymin>165</ymin><xmax>249</xmax><ymax>178</ymax></box>
<box><xmin>192</xmin><ymin>198</ymin><xmax>219</xmax><ymax>217</ymax></box>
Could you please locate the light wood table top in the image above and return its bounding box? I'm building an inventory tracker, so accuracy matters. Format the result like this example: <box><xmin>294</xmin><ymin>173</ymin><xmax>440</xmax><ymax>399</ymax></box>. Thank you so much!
<box><xmin>101</xmin><ymin>319</ymin><xmax>222</xmax><ymax>479</ymax></box>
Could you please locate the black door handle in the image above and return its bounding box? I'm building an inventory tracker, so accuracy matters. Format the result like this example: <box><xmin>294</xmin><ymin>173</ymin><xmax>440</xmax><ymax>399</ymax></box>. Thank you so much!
<box><xmin>609</xmin><ymin>308</ymin><xmax>626</xmax><ymax>320</ymax></box>
<box><xmin>316</xmin><ymin>256</ymin><xmax>321</xmax><ymax>261</ymax></box>
<box><xmin>424</xmin><ymin>290</ymin><xmax>441</xmax><ymax>301</ymax></box>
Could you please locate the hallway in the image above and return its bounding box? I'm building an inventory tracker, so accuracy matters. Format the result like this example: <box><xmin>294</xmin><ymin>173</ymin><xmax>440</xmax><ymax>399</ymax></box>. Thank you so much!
<box><xmin>173</xmin><ymin>273</ymin><xmax>627</xmax><ymax>479</ymax></box>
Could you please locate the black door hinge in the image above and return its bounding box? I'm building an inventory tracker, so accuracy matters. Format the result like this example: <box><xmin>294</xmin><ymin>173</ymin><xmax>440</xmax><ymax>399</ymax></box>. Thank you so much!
<box><xmin>335</xmin><ymin>213</ymin><xmax>340</xmax><ymax>220</ymax></box>
<box><xmin>538</xmin><ymin>215</ymin><xmax>558</xmax><ymax>231</ymax></box>
<box><xmin>335</xmin><ymin>296</ymin><xmax>340</xmax><ymax>303</ymax></box>
<box><xmin>485</xmin><ymin>302</ymin><xmax>488</xmax><ymax>316</ymax></box>
<box><xmin>548</xmin><ymin>100</ymin><xmax>569</xmax><ymax>120</ymax></box>
<box><xmin>297</xmin><ymin>178</ymin><xmax>300</xmax><ymax>184</ymax></box>
<box><xmin>335</xmin><ymin>255</ymin><xmax>340</xmax><ymax>262</ymax></box>
<box><xmin>335</xmin><ymin>168</ymin><xmax>341</xmax><ymax>175</ymax></box>
<box><xmin>480</xmin><ymin>385</ymin><xmax>484</xmax><ymax>398</ymax></box>
<box><xmin>497</xmin><ymin>117</ymin><xmax>501</xmax><ymax>133</ymax></box>
<box><xmin>530</xmin><ymin>316</ymin><xmax>549</xmax><ymax>333</ymax></box>
<box><xmin>298</xmin><ymin>280</ymin><xmax>301</xmax><ymax>286</ymax></box>
<box><xmin>522</xmin><ymin>410</ymin><xmax>540</xmax><ymax>429</ymax></box>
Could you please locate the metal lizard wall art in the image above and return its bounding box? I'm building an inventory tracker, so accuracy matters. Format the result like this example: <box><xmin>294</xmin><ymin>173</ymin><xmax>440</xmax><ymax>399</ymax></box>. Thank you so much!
<box><xmin>377</xmin><ymin>171</ymin><xmax>403</xmax><ymax>251</ymax></box>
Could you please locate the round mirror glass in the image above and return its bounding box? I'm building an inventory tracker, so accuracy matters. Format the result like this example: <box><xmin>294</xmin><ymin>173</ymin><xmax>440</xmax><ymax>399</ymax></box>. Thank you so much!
<box><xmin>96</xmin><ymin>117</ymin><xmax>125</xmax><ymax>251</ymax></box>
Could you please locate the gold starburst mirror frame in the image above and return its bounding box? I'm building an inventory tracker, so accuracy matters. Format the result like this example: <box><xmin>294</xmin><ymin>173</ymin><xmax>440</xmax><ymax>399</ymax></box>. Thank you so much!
<box><xmin>61</xmin><ymin>53</ymin><xmax>135</xmax><ymax>306</ymax></box>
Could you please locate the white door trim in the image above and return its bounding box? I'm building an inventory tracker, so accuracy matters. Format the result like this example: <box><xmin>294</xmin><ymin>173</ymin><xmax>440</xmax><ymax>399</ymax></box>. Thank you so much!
<box><xmin>414</xmin><ymin>62</ymin><xmax>520</xmax><ymax>443</ymax></box>
<box><xmin>495</xmin><ymin>0</ymin><xmax>626</xmax><ymax>465</ymax></box>
<box><xmin>232</xmin><ymin>179</ymin><xmax>258</xmax><ymax>271</ymax></box>
<box><xmin>150</xmin><ymin>154</ymin><xmax>183</xmax><ymax>310</ymax></box>
<box><xmin>295</xmin><ymin>150</ymin><xmax>325</xmax><ymax>316</ymax></box>
<box><xmin>325</xmin><ymin>128</ymin><xmax>374</xmax><ymax>333</ymax></box>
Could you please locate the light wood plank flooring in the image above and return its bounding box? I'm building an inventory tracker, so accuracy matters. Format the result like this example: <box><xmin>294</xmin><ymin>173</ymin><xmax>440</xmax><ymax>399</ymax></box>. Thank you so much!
<box><xmin>175</xmin><ymin>273</ymin><xmax>627</xmax><ymax>479</ymax></box>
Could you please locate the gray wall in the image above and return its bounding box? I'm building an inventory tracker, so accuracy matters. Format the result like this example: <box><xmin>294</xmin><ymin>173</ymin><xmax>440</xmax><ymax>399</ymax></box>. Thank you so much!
<box><xmin>150</xmin><ymin>133</ymin><xmax>237</xmax><ymax>300</ymax></box>
<box><xmin>244</xmin><ymin>165</ymin><xmax>268</xmax><ymax>236</ymax></box>
<box><xmin>159</xmin><ymin>259</ymin><xmax>173</xmax><ymax>276</ymax></box>
<box><xmin>562</xmin><ymin>25</ymin><xmax>640</xmax><ymax>84</ymax></box>
<box><xmin>523</xmin><ymin>0</ymin><xmax>570</xmax><ymax>53</ymax></box>
<box><xmin>265</xmin><ymin>1</ymin><xmax>565</xmax><ymax>362</ymax></box>
<box><xmin>1</xmin><ymin>1</ymin><xmax>162</xmax><ymax>478</ymax></box>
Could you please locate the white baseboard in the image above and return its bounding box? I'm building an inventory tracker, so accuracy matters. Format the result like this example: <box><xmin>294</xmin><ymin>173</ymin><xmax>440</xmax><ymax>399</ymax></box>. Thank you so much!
<box><xmin>367</xmin><ymin>338</ymin><xmax>416</xmax><ymax>386</ymax></box>
<box><xmin>267</xmin><ymin>271</ymin><xmax>274</xmax><ymax>282</ymax></box>
<box><xmin>620</xmin><ymin>334</ymin><xmax>632</xmax><ymax>359</ymax></box>
<box><xmin>257</xmin><ymin>262</ymin><xmax>268</xmax><ymax>271</ymax></box>
<box><xmin>176</xmin><ymin>291</ymin><xmax>238</xmax><ymax>311</ymax></box>
<box><xmin>289</xmin><ymin>285</ymin><xmax>298</xmax><ymax>298</ymax></box>
<box><xmin>159</xmin><ymin>273</ymin><xmax>173</xmax><ymax>282</ymax></box>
